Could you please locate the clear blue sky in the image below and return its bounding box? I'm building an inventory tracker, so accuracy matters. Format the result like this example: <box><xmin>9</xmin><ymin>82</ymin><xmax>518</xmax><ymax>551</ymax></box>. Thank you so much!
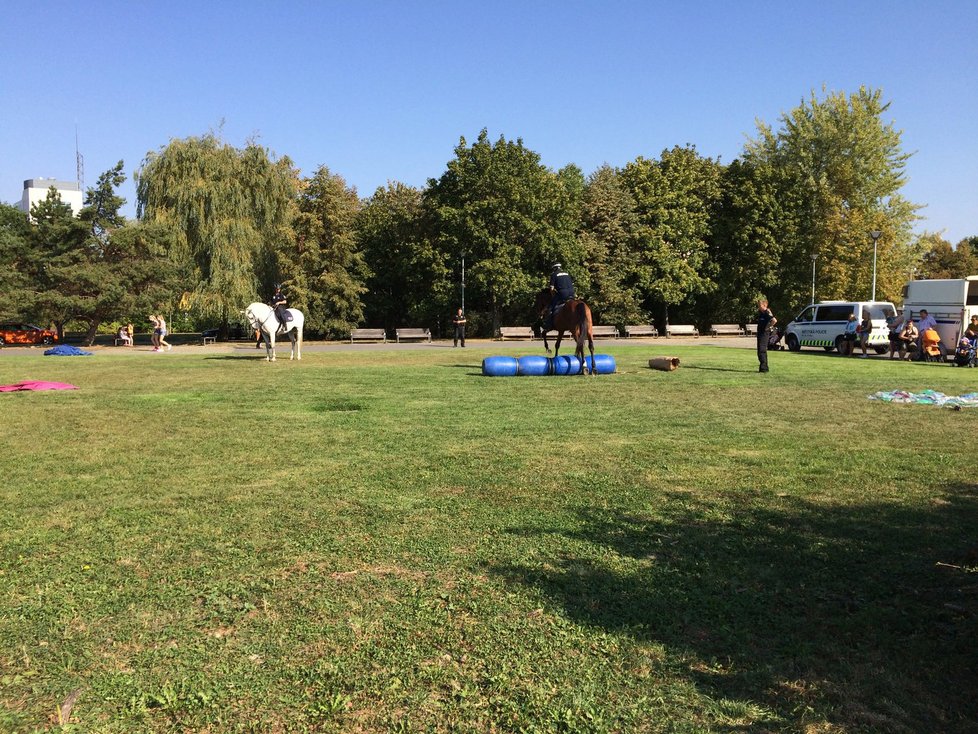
<box><xmin>2</xmin><ymin>0</ymin><xmax>975</xmax><ymax>243</ymax></box>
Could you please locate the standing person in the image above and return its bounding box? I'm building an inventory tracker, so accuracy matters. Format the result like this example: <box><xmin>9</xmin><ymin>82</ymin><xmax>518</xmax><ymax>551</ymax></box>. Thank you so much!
<box><xmin>452</xmin><ymin>308</ymin><xmax>466</xmax><ymax>348</ymax></box>
<box><xmin>156</xmin><ymin>314</ymin><xmax>172</xmax><ymax>351</ymax></box>
<box><xmin>965</xmin><ymin>314</ymin><xmax>978</xmax><ymax>340</ymax></box>
<box><xmin>755</xmin><ymin>298</ymin><xmax>777</xmax><ymax>373</ymax></box>
<box><xmin>886</xmin><ymin>316</ymin><xmax>902</xmax><ymax>360</ymax></box>
<box><xmin>149</xmin><ymin>315</ymin><xmax>160</xmax><ymax>351</ymax></box>
<box><xmin>270</xmin><ymin>284</ymin><xmax>288</xmax><ymax>332</ymax></box>
<box><xmin>857</xmin><ymin>310</ymin><xmax>873</xmax><ymax>358</ymax></box>
<box><xmin>915</xmin><ymin>309</ymin><xmax>937</xmax><ymax>357</ymax></box>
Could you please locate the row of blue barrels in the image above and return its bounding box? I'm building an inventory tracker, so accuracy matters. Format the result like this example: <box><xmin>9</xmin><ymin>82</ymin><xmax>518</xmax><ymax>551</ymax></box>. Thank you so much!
<box><xmin>482</xmin><ymin>354</ymin><xmax>616</xmax><ymax>376</ymax></box>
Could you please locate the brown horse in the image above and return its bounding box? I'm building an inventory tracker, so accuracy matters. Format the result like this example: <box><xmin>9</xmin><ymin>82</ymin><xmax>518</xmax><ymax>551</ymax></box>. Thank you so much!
<box><xmin>534</xmin><ymin>288</ymin><xmax>596</xmax><ymax>374</ymax></box>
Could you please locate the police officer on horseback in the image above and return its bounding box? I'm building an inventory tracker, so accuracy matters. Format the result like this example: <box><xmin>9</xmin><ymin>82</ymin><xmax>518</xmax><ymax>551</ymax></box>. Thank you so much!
<box><xmin>545</xmin><ymin>263</ymin><xmax>575</xmax><ymax>332</ymax></box>
<box><xmin>270</xmin><ymin>284</ymin><xmax>288</xmax><ymax>332</ymax></box>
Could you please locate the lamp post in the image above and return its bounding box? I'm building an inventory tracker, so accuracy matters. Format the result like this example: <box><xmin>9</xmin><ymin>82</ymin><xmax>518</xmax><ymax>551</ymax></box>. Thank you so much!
<box><xmin>460</xmin><ymin>255</ymin><xmax>465</xmax><ymax>314</ymax></box>
<box><xmin>869</xmin><ymin>230</ymin><xmax>882</xmax><ymax>301</ymax></box>
<box><xmin>810</xmin><ymin>253</ymin><xmax>818</xmax><ymax>304</ymax></box>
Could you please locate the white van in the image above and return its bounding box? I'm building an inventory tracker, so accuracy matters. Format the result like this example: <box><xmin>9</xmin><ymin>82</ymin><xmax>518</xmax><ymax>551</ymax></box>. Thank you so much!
<box><xmin>901</xmin><ymin>277</ymin><xmax>978</xmax><ymax>348</ymax></box>
<box><xmin>784</xmin><ymin>301</ymin><xmax>897</xmax><ymax>354</ymax></box>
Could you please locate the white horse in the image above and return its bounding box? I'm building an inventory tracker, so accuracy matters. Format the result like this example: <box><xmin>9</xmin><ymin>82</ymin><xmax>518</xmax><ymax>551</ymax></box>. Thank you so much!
<box><xmin>244</xmin><ymin>302</ymin><xmax>304</xmax><ymax>362</ymax></box>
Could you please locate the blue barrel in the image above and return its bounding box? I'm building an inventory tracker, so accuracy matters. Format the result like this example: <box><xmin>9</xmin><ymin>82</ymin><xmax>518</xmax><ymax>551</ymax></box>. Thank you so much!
<box><xmin>482</xmin><ymin>356</ymin><xmax>518</xmax><ymax>377</ymax></box>
<box><xmin>552</xmin><ymin>355</ymin><xmax>584</xmax><ymax>375</ymax></box>
<box><xmin>585</xmin><ymin>354</ymin><xmax>616</xmax><ymax>374</ymax></box>
<box><xmin>517</xmin><ymin>355</ymin><xmax>551</xmax><ymax>376</ymax></box>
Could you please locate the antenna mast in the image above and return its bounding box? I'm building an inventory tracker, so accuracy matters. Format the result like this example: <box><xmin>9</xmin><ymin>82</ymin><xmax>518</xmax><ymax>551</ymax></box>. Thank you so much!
<box><xmin>75</xmin><ymin>125</ymin><xmax>84</xmax><ymax>191</ymax></box>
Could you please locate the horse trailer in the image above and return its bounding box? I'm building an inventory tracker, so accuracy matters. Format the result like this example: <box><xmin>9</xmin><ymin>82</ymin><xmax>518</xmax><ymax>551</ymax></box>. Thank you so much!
<box><xmin>901</xmin><ymin>277</ymin><xmax>978</xmax><ymax>348</ymax></box>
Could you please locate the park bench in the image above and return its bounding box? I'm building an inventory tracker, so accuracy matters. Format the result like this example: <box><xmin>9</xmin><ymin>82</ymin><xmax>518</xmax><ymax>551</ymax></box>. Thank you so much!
<box><xmin>666</xmin><ymin>324</ymin><xmax>699</xmax><ymax>337</ymax></box>
<box><xmin>114</xmin><ymin>337</ymin><xmax>133</xmax><ymax>347</ymax></box>
<box><xmin>498</xmin><ymin>326</ymin><xmax>535</xmax><ymax>340</ymax></box>
<box><xmin>624</xmin><ymin>324</ymin><xmax>658</xmax><ymax>337</ymax></box>
<box><xmin>710</xmin><ymin>324</ymin><xmax>745</xmax><ymax>337</ymax></box>
<box><xmin>395</xmin><ymin>328</ymin><xmax>431</xmax><ymax>343</ymax></box>
<box><xmin>201</xmin><ymin>336</ymin><xmax>216</xmax><ymax>346</ymax></box>
<box><xmin>591</xmin><ymin>325</ymin><xmax>619</xmax><ymax>338</ymax></box>
<box><xmin>350</xmin><ymin>328</ymin><xmax>387</xmax><ymax>343</ymax></box>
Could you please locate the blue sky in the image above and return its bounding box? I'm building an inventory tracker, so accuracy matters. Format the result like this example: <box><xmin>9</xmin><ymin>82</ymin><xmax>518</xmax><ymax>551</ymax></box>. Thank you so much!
<box><xmin>2</xmin><ymin>1</ymin><xmax>975</xmax><ymax>242</ymax></box>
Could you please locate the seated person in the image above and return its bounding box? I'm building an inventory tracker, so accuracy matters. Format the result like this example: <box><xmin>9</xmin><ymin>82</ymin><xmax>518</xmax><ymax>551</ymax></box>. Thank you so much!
<box><xmin>898</xmin><ymin>317</ymin><xmax>918</xmax><ymax>360</ymax></box>
<box><xmin>841</xmin><ymin>313</ymin><xmax>858</xmax><ymax>356</ymax></box>
<box><xmin>117</xmin><ymin>326</ymin><xmax>133</xmax><ymax>346</ymax></box>
<box><xmin>954</xmin><ymin>337</ymin><xmax>973</xmax><ymax>361</ymax></box>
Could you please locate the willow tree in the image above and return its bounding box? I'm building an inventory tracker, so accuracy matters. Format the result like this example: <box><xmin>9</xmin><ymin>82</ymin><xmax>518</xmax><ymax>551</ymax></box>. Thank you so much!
<box><xmin>135</xmin><ymin>133</ymin><xmax>298</xmax><ymax>325</ymax></box>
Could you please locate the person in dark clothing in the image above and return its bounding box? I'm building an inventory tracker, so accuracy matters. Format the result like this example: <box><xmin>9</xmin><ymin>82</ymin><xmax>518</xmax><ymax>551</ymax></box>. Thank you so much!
<box><xmin>452</xmin><ymin>308</ymin><xmax>466</xmax><ymax>347</ymax></box>
<box><xmin>270</xmin><ymin>285</ymin><xmax>288</xmax><ymax>332</ymax></box>
<box><xmin>545</xmin><ymin>263</ymin><xmax>575</xmax><ymax>332</ymax></box>
<box><xmin>756</xmin><ymin>298</ymin><xmax>777</xmax><ymax>373</ymax></box>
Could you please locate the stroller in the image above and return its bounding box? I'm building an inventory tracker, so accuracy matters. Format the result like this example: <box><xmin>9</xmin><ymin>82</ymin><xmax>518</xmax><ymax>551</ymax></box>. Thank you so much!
<box><xmin>921</xmin><ymin>328</ymin><xmax>945</xmax><ymax>363</ymax></box>
<box><xmin>951</xmin><ymin>337</ymin><xmax>977</xmax><ymax>368</ymax></box>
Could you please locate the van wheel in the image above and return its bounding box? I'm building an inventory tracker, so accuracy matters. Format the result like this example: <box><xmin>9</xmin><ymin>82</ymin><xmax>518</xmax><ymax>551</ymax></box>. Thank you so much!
<box><xmin>834</xmin><ymin>335</ymin><xmax>846</xmax><ymax>355</ymax></box>
<box><xmin>874</xmin><ymin>346</ymin><xmax>886</xmax><ymax>355</ymax></box>
<box><xmin>786</xmin><ymin>334</ymin><xmax>800</xmax><ymax>352</ymax></box>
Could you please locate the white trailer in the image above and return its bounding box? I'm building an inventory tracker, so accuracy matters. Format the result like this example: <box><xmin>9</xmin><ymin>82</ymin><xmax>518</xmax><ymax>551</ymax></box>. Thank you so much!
<box><xmin>901</xmin><ymin>277</ymin><xmax>978</xmax><ymax>347</ymax></box>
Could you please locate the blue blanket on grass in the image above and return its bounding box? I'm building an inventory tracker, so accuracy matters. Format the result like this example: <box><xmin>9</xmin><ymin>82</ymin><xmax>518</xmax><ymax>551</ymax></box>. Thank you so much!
<box><xmin>44</xmin><ymin>345</ymin><xmax>92</xmax><ymax>356</ymax></box>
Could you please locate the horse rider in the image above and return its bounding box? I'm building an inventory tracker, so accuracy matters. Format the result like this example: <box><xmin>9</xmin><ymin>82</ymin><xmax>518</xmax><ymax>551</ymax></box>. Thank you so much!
<box><xmin>270</xmin><ymin>284</ymin><xmax>289</xmax><ymax>332</ymax></box>
<box><xmin>545</xmin><ymin>263</ymin><xmax>575</xmax><ymax>332</ymax></box>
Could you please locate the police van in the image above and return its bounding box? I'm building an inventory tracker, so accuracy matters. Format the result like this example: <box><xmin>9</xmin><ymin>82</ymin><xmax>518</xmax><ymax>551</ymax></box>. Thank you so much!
<box><xmin>784</xmin><ymin>301</ymin><xmax>897</xmax><ymax>354</ymax></box>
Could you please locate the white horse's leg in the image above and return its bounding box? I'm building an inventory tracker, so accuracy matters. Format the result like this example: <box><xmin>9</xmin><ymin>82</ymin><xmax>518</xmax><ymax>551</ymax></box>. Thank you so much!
<box><xmin>297</xmin><ymin>327</ymin><xmax>302</xmax><ymax>360</ymax></box>
<box><xmin>267</xmin><ymin>330</ymin><xmax>276</xmax><ymax>362</ymax></box>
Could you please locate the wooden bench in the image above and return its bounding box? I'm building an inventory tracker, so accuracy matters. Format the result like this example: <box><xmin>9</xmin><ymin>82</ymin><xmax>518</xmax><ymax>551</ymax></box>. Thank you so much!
<box><xmin>624</xmin><ymin>324</ymin><xmax>658</xmax><ymax>337</ymax></box>
<box><xmin>350</xmin><ymin>328</ymin><xmax>387</xmax><ymax>343</ymax></box>
<box><xmin>710</xmin><ymin>324</ymin><xmax>745</xmax><ymax>337</ymax></box>
<box><xmin>201</xmin><ymin>336</ymin><xmax>216</xmax><ymax>346</ymax></box>
<box><xmin>666</xmin><ymin>324</ymin><xmax>699</xmax><ymax>337</ymax></box>
<box><xmin>498</xmin><ymin>326</ymin><xmax>535</xmax><ymax>340</ymax></box>
<box><xmin>114</xmin><ymin>337</ymin><xmax>133</xmax><ymax>347</ymax></box>
<box><xmin>591</xmin><ymin>325</ymin><xmax>618</xmax><ymax>338</ymax></box>
<box><xmin>395</xmin><ymin>328</ymin><xmax>431</xmax><ymax>343</ymax></box>
<box><xmin>744</xmin><ymin>323</ymin><xmax>758</xmax><ymax>336</ymax></box>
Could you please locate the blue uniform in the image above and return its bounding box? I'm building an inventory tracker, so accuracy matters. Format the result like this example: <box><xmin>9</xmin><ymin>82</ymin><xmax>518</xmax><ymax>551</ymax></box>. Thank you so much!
<box><xmin>271</xmin><ymin>290</ymin><xmax>288</xmax><ymax>330</ymax></box>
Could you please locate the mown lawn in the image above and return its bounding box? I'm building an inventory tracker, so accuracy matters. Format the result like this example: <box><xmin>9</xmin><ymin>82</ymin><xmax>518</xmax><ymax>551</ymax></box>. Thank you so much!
<box><xmin>1</xmin><ymin>344</ymin><xmax>976</xmax><ymax>733</ymax></box>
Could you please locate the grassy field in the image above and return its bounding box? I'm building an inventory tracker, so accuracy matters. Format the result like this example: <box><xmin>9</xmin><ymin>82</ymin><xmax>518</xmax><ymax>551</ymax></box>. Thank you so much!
<box><xmin>1</xmin><ymin>344</ymin><xmax>976</xmax><ymax>733</ymax></box>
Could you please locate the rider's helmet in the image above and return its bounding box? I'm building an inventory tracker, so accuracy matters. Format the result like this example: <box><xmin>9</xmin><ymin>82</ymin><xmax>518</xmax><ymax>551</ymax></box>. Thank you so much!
<box><xmin>552</xmin><ymin>263</ymin><xmax>562</xmax><ymax>271</ymax></box>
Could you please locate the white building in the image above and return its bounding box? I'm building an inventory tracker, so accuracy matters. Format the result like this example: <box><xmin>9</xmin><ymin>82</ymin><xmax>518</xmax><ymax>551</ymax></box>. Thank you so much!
<box><xmin>19</xmin><ymin>178</ymin><xmax>83</xmax><ymax>218</ymax></box>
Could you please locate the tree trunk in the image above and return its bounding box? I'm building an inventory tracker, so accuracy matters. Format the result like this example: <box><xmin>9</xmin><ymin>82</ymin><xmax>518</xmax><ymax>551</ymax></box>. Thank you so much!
<box><xmin>83</xmin><ymin>319</ymin><xmax>100</xmax><ymax>346</ymax></box>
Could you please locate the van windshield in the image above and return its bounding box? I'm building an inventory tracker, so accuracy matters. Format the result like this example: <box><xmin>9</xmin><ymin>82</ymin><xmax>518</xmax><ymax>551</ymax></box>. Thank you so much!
<box><xmin>868</xmin><ymin>304</ymin><xmax>896</xmax><ymax>320</ymax></box>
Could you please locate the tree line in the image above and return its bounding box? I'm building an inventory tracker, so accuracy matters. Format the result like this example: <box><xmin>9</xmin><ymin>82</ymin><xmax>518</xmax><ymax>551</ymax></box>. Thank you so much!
<box><xmin>2</xmin><ymin>87</ymin><xmax>974</xmax><ymax>343</ymax></box>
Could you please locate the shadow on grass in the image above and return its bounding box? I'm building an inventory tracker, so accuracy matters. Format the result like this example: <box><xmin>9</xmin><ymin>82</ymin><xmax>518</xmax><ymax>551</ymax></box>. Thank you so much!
<box><xmin>203</xmin><ymin>355</ymin><xmax>271</xmax><ymax>361</ymax></box>
<box><xmin>488</xmin><ymin>484</ymin><xmax>978</xmax><ymax>732</ymax></box>
<box><xmin>685</xmin><ymin>365</ymin><xmax>756</xmax><ymax>373</ymax></box>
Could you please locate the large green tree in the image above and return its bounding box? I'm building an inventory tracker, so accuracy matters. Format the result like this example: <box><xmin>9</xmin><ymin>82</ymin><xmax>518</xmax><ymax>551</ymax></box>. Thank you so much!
<box><xmin>357</xmin><ymin>182</ymin><xmax>451</xmax><ymax>332</ymax></box>
<box><xmin>577</xmin><ymin>165</ymin><xmax>646</xmax><ymax>326</ymax></box>
<box><xmin>135</xmin><ymin>133</ymin><xmax>298</xmax><ymax>326</ymax></box>
<box><xmin>288</xmin><ymin>166</ymin><xmax>369</xmax><ymax>337</ymax></box>
<box><xmin>0</xmin><ymin>203</ymin><xmax>33</xmax><ymax>319</ymax></box>
<box><xmin>917</xmin><ymin>233</ymin><xmax>978</xmax><ymax>280</ymax></box>
<box><xmin>704</xmin><ymin>158</ymin><xmax>787</xmax><ymax>322</ymax></box>
<box><xmin>8</xmin><ymin>168</ymin><xmax>178</xmax><ymax>343</ymax></box>
<box><xmin>619</xmin><ymin>145</ymin><xmax>722</xmax><ymax>328</ymax></box>
<box><xmin>745</xmin><ymin>87</ymin><xmax>921</xmax><ymax>307</ymax></box>
<box><xmin>424</xmin><ymin>130</ymin><xmax>580</xmax><ymax>333</ymax></box>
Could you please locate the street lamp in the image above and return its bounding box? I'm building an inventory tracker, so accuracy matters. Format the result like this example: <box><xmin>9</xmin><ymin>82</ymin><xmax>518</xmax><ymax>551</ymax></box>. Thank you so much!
<box><xmin>869</xmin><ymin>230</ymin><xmax>882</xmax><ymax>301</ymax></box>
<box><xmin>810</xmin><ymin>253</ymin><xmax>818</xmax><ymax>304</ymax></box>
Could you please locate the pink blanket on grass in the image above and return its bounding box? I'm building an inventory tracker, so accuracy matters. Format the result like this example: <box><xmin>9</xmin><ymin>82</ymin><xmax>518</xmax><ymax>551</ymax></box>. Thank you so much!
<box><xmin>0</xmin><ymin>380</ymin><xmax>78</xmax><ymax>392</ymax></box>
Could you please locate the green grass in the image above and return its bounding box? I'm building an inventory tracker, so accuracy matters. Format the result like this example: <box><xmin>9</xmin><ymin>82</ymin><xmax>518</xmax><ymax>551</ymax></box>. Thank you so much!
<box><xmin>1</xmin><ymin>344</ymin><xmax>976</xmax><ymax>733</ymax></box>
